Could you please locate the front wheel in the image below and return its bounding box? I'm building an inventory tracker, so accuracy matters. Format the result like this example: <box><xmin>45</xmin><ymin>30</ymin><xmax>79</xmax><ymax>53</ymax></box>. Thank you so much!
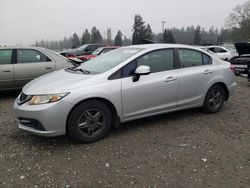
<box><xmin>203</xmin><ymin>85</ymin><xmax>225</xmax><ymax>114</ymax></box>
<box><xmin>67</xmin><ymin>100</ymin><xmax>112</xmax><ymax>143</ymax></box>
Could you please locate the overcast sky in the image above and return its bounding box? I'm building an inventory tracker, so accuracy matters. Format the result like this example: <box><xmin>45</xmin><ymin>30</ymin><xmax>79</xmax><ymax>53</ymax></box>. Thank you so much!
<box><xmin>0</xmin><ymin>0</ymin><xmax>245</xmax><ymax>46</ymax></box>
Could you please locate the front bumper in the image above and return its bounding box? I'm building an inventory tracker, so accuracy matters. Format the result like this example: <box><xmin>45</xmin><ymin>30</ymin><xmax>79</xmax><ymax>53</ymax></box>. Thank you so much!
<box><xmin>14</xmin><ymin>99</ymin><xmax>74</xmax><ymax>137</ymax></box>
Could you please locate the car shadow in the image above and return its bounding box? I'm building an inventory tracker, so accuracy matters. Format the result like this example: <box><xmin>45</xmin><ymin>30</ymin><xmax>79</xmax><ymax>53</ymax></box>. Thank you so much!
<box><xmin>14</xmin><ymin>108</ymin><xmax>204</xmax><ymax>147</ymax></box>
<box><xmin>0</xmin><ymin>90</ymin><xmax>21</xmax><ymax>100</ymax></box>
<box><xmin>110</xmin><ymin>108</ymin><xmax>203</xmax><ymax>136</ymax></box>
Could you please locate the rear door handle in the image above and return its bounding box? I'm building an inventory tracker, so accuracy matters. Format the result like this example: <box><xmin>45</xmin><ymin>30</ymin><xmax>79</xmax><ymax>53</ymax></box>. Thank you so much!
<box><xmin>45</xmin><ymin>67</ymin><xmax>52</xmax><ymax>70</ymax></box>
<box><xmin>165</xmin><ymin>76</ymin><xmax>177</xmax><ymax>82</ymax></box>
<box><xmin>203</xmin><ymin>70</ymin><xmax>212</xmax><ymax>75</ymax></box>
<box><xmin>3</xmin><ymin>70</ymin><xmax>11</xmax><ymax>72</ymax></box>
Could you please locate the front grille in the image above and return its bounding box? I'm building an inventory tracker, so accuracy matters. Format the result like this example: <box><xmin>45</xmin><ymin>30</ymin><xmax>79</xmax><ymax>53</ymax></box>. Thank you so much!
<box><xmin>18</xmin><ymin>92</ymin><xmax>32</xmax><ymax>105</ymax></box>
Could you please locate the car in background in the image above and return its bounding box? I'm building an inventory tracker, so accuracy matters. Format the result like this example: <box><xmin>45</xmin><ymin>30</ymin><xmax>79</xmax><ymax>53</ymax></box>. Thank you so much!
<box><xmin>60</xmin><ymin>44</ymin><xmax>107</xmax><ymax>57</ymax></box>
<box><xmin>201</xmin><ymin>46</ymin><xmax>233</xmax><ymax>60</ymax></box>
<box><xmin>77</xmin><ymin>46</ymin><xmax>119</xmax><ymax>62</ymax></box>
<box><xmin>0</xmin><ymin>47</ymin><xmax>74</xmax><ymax>91</ymax></box>
<box><xmin>229</xmin><ymin>42</ymin><xmax>250</xmax><ymax>76</ymax></box>
<box><xmin>14</xmin><ymin>44</ymin><xmax>236</xmax><ymax>143</ymax></box>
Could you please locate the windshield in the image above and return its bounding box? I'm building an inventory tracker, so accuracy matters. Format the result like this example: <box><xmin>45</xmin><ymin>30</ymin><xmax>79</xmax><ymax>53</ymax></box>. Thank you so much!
<box><xmin>78</xmin><ymin>48</ymin><xmax>143</xmax><ymax>74</ymax></box>
<box><xmin>92</xmin><ymin>47</ymin><xmax>104</xmax><ymax>55</ymax></box>
<box><xmin>76</xmin><ymin>44</ymin><xmax>88</xmax><ymax>50</ymax></box>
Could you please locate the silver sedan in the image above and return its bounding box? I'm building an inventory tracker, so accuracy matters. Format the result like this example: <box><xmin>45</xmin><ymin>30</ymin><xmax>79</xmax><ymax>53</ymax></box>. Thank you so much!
<box><xmin>14</xmin><ymin>44</ymin><xmax>236</xmax><ymax>143</ymax></box>
<box><xmin>0</xmin><ymin>47</ymin><xmax>73</xmax><ymax>91</ymax></box>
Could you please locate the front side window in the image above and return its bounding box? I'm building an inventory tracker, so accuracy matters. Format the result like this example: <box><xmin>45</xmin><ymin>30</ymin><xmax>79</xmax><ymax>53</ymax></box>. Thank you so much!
<box><xmin>17</xmin><ymin>49</ymin><xmax>50</xmax><ymax>63</ymax></box>
<box><xmin>0</xmin><ymin>49</ymin><xmax>12</xmax><ymax>64</ymax></box>
<box><xmin>179</xmin><ymin>49</ymin><xmax>203</xmax><ymax>68</ymax></box>
<box><xmin>122</xmin><ymin>49</ymin><xmax>174</xmax><ymax>77</ymax></box>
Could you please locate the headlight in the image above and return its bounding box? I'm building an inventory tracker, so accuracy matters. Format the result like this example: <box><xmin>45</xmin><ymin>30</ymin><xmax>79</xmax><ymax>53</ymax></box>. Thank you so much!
<box><xmin>29</xmin><ymin>93</ymin><xmax>69</xmax><ymax>105</ymax></box>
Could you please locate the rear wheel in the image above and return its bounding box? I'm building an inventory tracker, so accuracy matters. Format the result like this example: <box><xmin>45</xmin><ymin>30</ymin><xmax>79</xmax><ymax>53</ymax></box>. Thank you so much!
<box><xmin>67</xmin><ymin>100</ymin><xmax>111</xmax><ymax>143</ymax></box>
<box><xmin>235</xmin><ymin>70</ymin><xmax>240</xmax><ymax>76</ymax></box>
<box><xmin>203</xmin><ymin>85</ymin><xmax>225</xmax><ymax>114</ymax></box>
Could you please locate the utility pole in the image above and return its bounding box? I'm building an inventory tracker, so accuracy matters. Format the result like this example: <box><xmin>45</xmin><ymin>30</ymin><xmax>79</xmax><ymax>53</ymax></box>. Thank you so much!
<box><xmin>161</xmin><ymin>20</ymin><xmax>166</xmax><ymax>33</ymax></box>
<box><xmin>161</xmin><ymin>20</ymin><xmax>166</xmax><ymax>43</ymax></box>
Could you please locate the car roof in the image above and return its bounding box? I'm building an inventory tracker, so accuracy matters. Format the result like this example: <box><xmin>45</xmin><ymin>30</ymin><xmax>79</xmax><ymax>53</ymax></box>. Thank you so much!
<box><xmin>0</xmin><ymin>46</ymin><xmax>48</xmax><ymax>50</ymax></box>
<box><xmin>122</xmin><ymin>44</ymin><xmax>202</xmax><ymax>50</ymax></box>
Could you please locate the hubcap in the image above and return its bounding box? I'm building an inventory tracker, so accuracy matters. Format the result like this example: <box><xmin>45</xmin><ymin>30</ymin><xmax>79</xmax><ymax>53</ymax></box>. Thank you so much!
<box><xmin>208</xmin><ymin>90</ymin><xmax>223</xmax><ymax>109</ymax></box>
<box><xmin>77</xmin><ymin>109</ymin><xmax>105</xmax><ymax>137</ymax></box>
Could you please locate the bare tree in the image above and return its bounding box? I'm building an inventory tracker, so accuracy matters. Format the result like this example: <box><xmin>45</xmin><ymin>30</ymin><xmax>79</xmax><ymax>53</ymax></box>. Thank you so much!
<box><xmin>226</xmin><ymin>0</ymin><xmax>250</xmax><ymax>40</ymax></box>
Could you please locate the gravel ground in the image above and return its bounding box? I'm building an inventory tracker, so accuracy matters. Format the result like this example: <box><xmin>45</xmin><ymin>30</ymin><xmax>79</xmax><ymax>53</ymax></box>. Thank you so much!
<box><xmin>0</xmin><ymin>77</ymin><xmax>250</xmax><ymax>188</ymax></box>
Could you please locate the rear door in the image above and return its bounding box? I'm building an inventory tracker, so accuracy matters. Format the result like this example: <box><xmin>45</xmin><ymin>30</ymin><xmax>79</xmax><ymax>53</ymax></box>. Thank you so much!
<box><xmin>0</xmin><ymin>49</ymin><xmax>15</xmax><ymax>90</ymax></box>
<box><xmin>14</xmin><ymin>49</ymin><xmax>55</xmax><ymax>87</ymax></box>
<box><xmin>177</xmin><ymin>49</ymin><xmax>213</xmax><ymax>108</ymax></box>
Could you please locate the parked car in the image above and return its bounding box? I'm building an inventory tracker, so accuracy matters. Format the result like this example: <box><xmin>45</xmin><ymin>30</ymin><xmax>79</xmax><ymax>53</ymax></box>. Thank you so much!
<box><xmin>14</xmin><ymin>44</ymin><xmax>236</xmax><ymax>143</ymax></box>
<box><xmin>0</xmin><ymin>47</ymin><xmax>74</xmax><ymax>91</ymax></box>
<box><xmin>77</xmin><ymin>46</ymin><xmax>119</xmax><ymax>62</ymax></box>
<box><xmin>201</xmin><ymin>46</ymin><xmax>233</xmax><ymax>60</ymax></box>
<box><xmin>248</xmin><ymin>62</ymin><xmax>250</xmax><ymax>82</ymax></box>
<box><xmin>229</xmin><ymin>42</ymin><xmax>250</xmax><ymax>76</ymax></box>
<box><xmin>60</xmin><ymin>44</ymin><xmax>107</xmax><ymax>57</ymax></box>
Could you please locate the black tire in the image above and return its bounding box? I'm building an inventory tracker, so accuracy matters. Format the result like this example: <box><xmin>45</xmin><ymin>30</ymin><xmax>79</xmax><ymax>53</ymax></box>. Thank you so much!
<box><xmin>67</xmin><ymin>100</ymin><xmax>112</xmax><ymax>143</ymax></box>
<box><xmin>235</xmin><ymin>70</ymin><xmax>240</xmax><ymax>76</ymax></box>
<box><xmin>203</xmin><ymin>85</ymin><xmax>225</xmax><ymax>114</ymax></box>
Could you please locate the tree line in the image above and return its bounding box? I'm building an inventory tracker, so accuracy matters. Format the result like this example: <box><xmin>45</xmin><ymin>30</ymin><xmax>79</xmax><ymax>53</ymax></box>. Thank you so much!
<box><xmin>34</xmin><ymin>0</ymin><xmax>250</xmax><ymax>50</ymax></box>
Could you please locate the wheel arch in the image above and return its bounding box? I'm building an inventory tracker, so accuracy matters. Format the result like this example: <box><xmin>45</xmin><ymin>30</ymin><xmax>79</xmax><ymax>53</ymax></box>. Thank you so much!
<box><xmin>66</xmin><ymin>97</ymin><xmax>120</xmax><ymax>133</ymax></box>
<box><xmin>206</xmin><ymin>82</ymin><xmax>229</xmax><ymax>101</ymax></box>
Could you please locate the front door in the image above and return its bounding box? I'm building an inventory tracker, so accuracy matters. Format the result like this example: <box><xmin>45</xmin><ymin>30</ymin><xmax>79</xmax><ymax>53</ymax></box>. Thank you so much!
<box><xmin>0</xmin><ymin>49</ymin><xmax>15</xmax><ymax>90</ymax></box>
<box><xmin>121</xmin><ymin>49</ymin><xmax>178</xmax><ymax>120</ymax></box>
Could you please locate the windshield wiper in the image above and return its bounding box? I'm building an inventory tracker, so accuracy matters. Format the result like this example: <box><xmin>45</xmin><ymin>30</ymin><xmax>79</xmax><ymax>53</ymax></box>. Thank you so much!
<box><xmin>66</xmin><ymin>67</ymin><xmax>90</xmax><ymax>74</ymax></box>
<box><xmin>75</xmin><ymin>68</ymin><xmax>91</xmax><ymax>74</ymax></box>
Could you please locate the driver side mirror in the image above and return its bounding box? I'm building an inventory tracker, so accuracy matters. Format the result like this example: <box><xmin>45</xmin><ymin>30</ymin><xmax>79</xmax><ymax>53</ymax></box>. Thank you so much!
<box><xmin>133</xmin><ymin>65</ymin><xmax>151</xmax><ymax>82</ymax></box>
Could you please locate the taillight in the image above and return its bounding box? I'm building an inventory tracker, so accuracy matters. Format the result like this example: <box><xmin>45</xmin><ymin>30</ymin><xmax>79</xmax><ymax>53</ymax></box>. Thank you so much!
<box><xmin>230</xmin><ymin>64</ymin><xmax>235</xmax><ymax>73</ymax></box>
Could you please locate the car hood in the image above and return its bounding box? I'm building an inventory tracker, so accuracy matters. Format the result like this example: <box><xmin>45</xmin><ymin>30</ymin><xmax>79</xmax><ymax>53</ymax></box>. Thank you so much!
<box><xmin>22</xmin><ymin>69</ymin><xmax>95</xmax><ymax>95</ymax></box>
<box><xmin>234</xmin><ymin>43</ymin><xmax>250</xmax><ymax>56</ymax></box>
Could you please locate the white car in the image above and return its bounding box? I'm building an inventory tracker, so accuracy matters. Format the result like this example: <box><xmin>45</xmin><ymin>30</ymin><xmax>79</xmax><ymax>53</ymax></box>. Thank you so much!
<box><xmin>201</xmin><ymin>46</ymin><xmax>233</xmax><ymax>60</ymax></box>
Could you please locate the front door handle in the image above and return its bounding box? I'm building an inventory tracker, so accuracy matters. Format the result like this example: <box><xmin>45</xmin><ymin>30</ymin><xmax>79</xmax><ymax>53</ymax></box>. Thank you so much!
<box><xmin>203</xmin><ymin>70</ymin><xmax>212</xmax><ymax>75</ymax></box>
<box><xmin>165</xmin><ymin>76</ymin><xmax>177</xmax><ymax>82</ymax></box>
<box><xmin>45</xmin><ymin>67</ymin><xmax>52</xmax><ymax>70</ymax></box>
<box><xmin>3</xmin><ymin>70</ymin><xmax>11</xmax><ymax>72</ymax></box>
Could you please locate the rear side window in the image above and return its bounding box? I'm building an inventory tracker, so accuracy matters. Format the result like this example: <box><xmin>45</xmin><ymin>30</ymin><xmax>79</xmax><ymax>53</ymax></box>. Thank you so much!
<box><xmin>179</xmin><ymin>49</ymin><xmax>212</xmax><ymax>68</ymax></box>
<box><xmin>87</xmin><ymin>45</ymin><xmax>99</xmax><ymax>51</ymax></box>
<box><xmin>0</xmin><ymin>49</ymin><xmax>12</xmax><ymax>64</ymax></box>
<box><xmin>17</xmin><ymin>49</ymin><xmax>50</xmax><ymax>63</ymax></box>
<box><xmin>209</xmin><ymin>47</ymin><xmax>227</xmax><ymax>53</ymax></box>
<box><xmin>203</xmin><ymin>53</ymin><xmax>212</xmax><ymax>65</ymax></box>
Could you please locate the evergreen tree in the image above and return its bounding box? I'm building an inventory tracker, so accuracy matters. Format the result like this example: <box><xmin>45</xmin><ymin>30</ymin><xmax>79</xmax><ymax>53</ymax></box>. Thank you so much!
<box><xmin>193</xmin><ymin>25</ymin><xmax>202</xmax><ymax>45</ymax></box>
<box><xmin>91</xmin><ymin>27</ymin><xmax>98</xmax><ymax>43</ymax></box>
<box><xmin>96</xmin><ymin>30</ymin><xmax>103</xmax><ymax>43</ymax></box>
<box><xmin>72</xmin><ymin>33</ymin><xmax>80</xmax><ymax>48</ymax></box>
<box><xmin>163</xmin><ymin>29</ymin><xmax>175</xmax><ymax>43</ymax></box>
<box><xmin>132</xmin><ymin>14</ymin><xmax>146</xmax><ymax>44</ymax></box>
<box><xmin>123</xmin><ymin>36</ymin><xmax>132</xmax><ymax>46</ymax></box>
<box><xmin>107</xmin><ymin>28</ymin><xmax>112</xmax><ymax>45</ymax></box>
<box><xmin>81</xmin><ymin>29</ymin><xmax>91</xmax><ymax>45</ymax></box>
<box><xmin>91</xmin><ymin>27</ymin><xmax>103</xmax><ymax>43</ymax></box>
<box><xmin>144</xmin><ymin>24</ymin><xmax>153</xmax><ymax>40</ymax></box>
<box><xmin>114</xmin><ymin>30</ymin><xmax>123</xmax><ymax>46</ymax></box>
